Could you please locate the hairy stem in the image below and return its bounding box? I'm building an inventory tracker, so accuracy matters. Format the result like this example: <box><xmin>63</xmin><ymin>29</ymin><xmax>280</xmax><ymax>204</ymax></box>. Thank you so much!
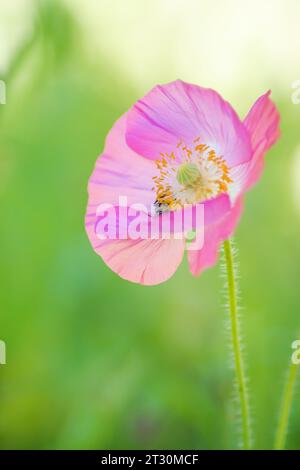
<box><xmin>274</xmin><ymin>362</ymin><xmax>298</xmax><ymax>450</ymax></box>
<box><xmin>223</xmin><ymin>239</ymin><xmax>251</xmax><ymax>449</ymax></box>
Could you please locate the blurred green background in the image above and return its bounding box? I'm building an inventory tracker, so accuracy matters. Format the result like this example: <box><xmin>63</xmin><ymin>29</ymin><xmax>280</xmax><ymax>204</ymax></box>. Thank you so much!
<box><xmin>0</xmin><ymin>0</ymin><xmax>300</xmax><ymax>450</ymax></box>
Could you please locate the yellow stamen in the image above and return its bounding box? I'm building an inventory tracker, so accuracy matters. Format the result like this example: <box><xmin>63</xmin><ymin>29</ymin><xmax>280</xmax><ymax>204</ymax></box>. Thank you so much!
<box><xmin>152</xmin><ymin>138</ymin><xmax>233</xmax><ymax>211</ymax></box>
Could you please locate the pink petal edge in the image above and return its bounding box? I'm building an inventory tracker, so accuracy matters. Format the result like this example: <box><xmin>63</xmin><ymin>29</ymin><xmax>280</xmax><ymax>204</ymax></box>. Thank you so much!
<box><xmin>188</xmin><ymin>196</ymin><xmax>244</xmax><ymax>276</ymax></box>
<box><xmin>126</xmin><ymin>80</ymin><xmax>252</xmax><ymax>168</ymax></box>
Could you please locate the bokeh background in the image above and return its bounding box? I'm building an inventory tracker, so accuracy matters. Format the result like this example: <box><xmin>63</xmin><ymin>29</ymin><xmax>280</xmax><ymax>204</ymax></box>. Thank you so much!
<box><xmin>0</xmin><ymin>0</ymin><xmax>300</xmax><ymax>450</ymax></box>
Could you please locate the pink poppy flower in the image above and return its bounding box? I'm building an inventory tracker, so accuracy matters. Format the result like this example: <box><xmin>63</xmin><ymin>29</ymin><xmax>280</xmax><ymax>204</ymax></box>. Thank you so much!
<box><xmin>85</xmin><ymin>80</ymin><xmax>280</xmax><ymax>285</ymax></box>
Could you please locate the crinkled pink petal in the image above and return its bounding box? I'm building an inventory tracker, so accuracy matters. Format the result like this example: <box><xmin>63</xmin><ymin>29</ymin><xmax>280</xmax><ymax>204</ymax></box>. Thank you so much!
<box><xmin>231</xmin><ymin>91</ymin><xmax>280</xmax><ymax>194</ymax></box>
<box><xmin>188</xmin><ymin>196</ymin><xmax>244</xmax><ymax>276</ymax></box>
<box><xmin>126</xmin><ymin>80</ymin><xmax>252</xmax><ymax>168</ymax></box>
<box><xmin>86</xmin><ymin>213</ymin><xmax>185</xmax><ymax>285</ymax></box>
<box><xmin>87</xmin><ymin>114</ymin><xmax>155</xmax><ymax>212</ymax></box>
<box><xmin>85</xmin><ymin>194</ymin><xmax>230</xmax><ymax>285</ymax></box>
<box><xmin>85</xmin><ymin>114</ymin><xmax>185</xmax><ymax>285</ymax></box>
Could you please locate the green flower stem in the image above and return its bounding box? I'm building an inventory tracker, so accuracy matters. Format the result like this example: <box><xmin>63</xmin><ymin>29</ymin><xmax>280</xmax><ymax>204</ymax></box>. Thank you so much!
<box><xmin>223</xmin><ymin>239</ymin><xmax>251</xmax><ymax>450</ymax></box>
<box><xmin>274</xmin><ymin>361</ymin><xmax>298</xmax><ymax>450</ymax></box>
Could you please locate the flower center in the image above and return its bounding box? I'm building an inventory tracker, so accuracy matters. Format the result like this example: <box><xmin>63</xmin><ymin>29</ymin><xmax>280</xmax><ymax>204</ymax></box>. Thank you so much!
<box><xmin>176</xmin><ymin>163</ymin><xmax>202</xmax><ymax>186</ymax></box>
<box><xmin>152</xmin><ymin>137</ymin><xmax>233</xmax><ymax>212</ymax></box>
